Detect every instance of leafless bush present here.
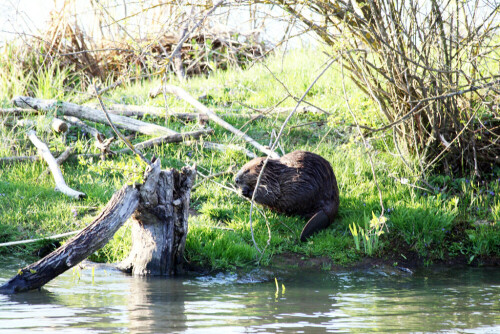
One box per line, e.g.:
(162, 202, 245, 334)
(269, 0, 500, 176)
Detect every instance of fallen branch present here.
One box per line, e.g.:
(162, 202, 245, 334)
(160, 85, 279, 158)
(0, 184, 140, 294)
(15, 117, 68, 133)
(134, 128, 213, 151)
(64, 116, 103, 138)
(185, 140, 257, 159)
(105, 104, 263, 122)
(0, 108, 42, 116)
(28, 130, 86, 199)
(40, 145, 75, 177)
(51, 118, 68, 133)
(13, 96, 178, 137)
(1, 129, 211, 165)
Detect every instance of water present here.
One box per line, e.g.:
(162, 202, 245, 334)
(0, 257, 499, 333)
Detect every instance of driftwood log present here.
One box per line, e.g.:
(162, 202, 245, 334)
(13, 96, 178, 137)
(0, 160, 196, 294)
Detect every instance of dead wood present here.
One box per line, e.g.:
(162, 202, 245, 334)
(41, 145, 76, 177)
(63, 116, 103, 139)
(102, 103, 263, 122)
(51, 118, 68, 133)
(118, 162, 196, 276)
(160, 85, 279, 158)
(14, 117, 68, 133)
(0, 108, 42, 116)
(0, 129, 211, 166)
(185, 140, 257, 159)
(134, 128, 213, 151)
(13, 96, 178, 137)
(28, 130, 86, 199)
(0, 184, 140, 294)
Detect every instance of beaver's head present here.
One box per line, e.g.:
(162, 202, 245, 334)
(234, 157, 265, 198)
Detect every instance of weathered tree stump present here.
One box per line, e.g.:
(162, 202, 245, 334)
(0, 160, 196, 294)
(118, 164, 196, 276)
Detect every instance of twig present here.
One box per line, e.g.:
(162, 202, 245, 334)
(93, 84, 152, 166)
(184, 140, 257, 159)
(193, 166, 235, 190)
(340, 60, 386, 229)
(133, 129, 213, 151)
(248, 54, 341, 251)
(0, 230, 81, 248)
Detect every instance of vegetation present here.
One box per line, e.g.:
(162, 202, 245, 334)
(270, 0, 500, 176)
(1, 47, 498, 270)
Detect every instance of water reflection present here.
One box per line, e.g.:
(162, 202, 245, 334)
(0, 259, 499, 333)
(128, 277, 188, 333)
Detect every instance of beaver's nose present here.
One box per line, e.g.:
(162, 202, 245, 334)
(234, 175, 241, 184)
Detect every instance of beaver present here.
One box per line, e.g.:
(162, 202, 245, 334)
(234, 150, 339, 241)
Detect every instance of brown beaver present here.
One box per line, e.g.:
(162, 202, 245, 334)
(234, 150, 339, 241)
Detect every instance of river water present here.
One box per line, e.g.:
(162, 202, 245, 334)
(0, 257, 499, 333)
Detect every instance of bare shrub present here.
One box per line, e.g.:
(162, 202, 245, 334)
(269, 0, 500, 176)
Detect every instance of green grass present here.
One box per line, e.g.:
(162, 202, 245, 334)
(0, 48, 498, 270)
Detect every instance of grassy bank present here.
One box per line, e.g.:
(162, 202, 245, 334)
(0, 49, 499, 270)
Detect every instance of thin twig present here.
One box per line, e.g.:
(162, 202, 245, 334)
(247, 54, 341, 251)
(93, 84, 152, 166)
(340, 60, 386, 231)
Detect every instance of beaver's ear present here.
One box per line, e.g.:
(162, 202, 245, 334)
(258, 160, 264, 167)
(300, 210, 331, 242)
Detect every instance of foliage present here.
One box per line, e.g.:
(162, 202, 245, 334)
(349, 212, 386, 256)
(0, 49, 498, 271)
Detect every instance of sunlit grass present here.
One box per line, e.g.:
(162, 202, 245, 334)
(0, 48, 498, 269)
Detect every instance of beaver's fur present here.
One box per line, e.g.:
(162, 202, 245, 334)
(234, 150, 339, 241)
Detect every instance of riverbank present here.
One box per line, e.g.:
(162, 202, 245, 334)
(1, 49, 499, 271)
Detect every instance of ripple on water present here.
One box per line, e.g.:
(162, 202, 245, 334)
(0, 259, 499, 333)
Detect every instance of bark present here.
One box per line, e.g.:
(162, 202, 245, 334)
(28, 130, 86, 199)
(0, 184, 140, 294)
(13, 96, 178, 137)
(118, 164, 196, 276)
(134, 129, 213, 150)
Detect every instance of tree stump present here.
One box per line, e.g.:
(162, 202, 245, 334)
(0, 159, 196, 294)
(118, 164, 196, 276)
